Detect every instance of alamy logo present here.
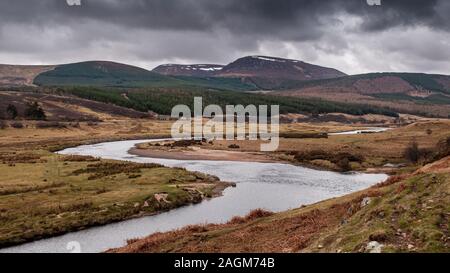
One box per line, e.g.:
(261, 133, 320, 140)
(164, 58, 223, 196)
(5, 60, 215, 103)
(171, 97, 280, 152)
(66, 0, 82, 6)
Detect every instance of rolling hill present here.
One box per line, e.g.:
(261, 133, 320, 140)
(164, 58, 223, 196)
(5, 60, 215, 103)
(1, 58, 450, 117)
(33, 61, 182, 88)
(276, 73, 450, 117)
(3, 61, 256, 91)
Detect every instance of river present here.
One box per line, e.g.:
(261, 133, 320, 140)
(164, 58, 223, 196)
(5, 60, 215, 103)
(1, 139, 387, 253)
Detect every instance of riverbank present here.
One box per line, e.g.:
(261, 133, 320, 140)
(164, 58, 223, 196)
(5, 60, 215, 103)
(0, 121, 233, 248)
(128, 121, 450, 174)
(129, 146, 277, 163)
(110, 156, 450, 253)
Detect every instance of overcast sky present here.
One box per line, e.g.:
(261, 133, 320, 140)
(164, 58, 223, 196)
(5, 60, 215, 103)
(0, 0, 449, 75)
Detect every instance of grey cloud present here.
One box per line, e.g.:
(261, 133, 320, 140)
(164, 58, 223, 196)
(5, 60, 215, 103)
(2, 0, 449, 37)
(0, 0, 449, 75)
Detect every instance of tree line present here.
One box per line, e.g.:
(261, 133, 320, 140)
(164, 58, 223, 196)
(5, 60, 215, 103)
(60, 86, 400, 117)
(1, 102, 46, 120)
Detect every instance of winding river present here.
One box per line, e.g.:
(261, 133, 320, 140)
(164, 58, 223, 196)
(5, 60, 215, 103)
(1, 138, 388, 253)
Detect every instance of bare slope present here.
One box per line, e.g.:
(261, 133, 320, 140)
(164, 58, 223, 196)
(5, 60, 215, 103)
(0, 65, 55, 86)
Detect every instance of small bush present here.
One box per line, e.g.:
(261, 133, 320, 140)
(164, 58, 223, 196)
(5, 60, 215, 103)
(36, 121, 67, 129)
(62, 155, 100, 162)
(228, 144, 240, 149)
(228, 216, 247, 225)
(72, 162, 161, 180)
(375, 174, 411, 188)
(70, 122, 81, 128)
(0, 120, 6, 129)
(24, 102, 46, 120)
(6, 104, 18, 120)
(336, 157, 351, 172)
(87, 121, 98, 126)
(433, 136, 450, 161)
(404, 140, 421, 163)
(245, 209, 274, 220)
(10, 122, 24, 129)
(294, 150, 363, 170)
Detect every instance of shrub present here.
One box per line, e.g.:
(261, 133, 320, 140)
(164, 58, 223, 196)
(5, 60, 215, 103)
(434, 136, 450, 160)
(228, 216, 247, 225)
(336, 157, 351, 172)
(62, 155, 99, 162)
(294, 150, 363, 165)
(404, 140, 422, 163)
(24, 102, 46, 120)
(10, 122, 24, 129)
(36, 121, 67, 129)
(0, 120, 6, 129)
(228, 144, 240, 149)
(87, 121, 98, 126)
(245, 209, 274, 220)
(6, 104, 18, 120)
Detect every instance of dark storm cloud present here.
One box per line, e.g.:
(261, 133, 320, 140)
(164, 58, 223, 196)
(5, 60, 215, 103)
(1, 0, 449, 38)
(0, 0, 449, 74)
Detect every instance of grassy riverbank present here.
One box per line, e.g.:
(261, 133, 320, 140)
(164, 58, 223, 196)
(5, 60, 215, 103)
(132, 120, 450, 173)
(0, 120, 231, 248)
(111, 156, 450, 253)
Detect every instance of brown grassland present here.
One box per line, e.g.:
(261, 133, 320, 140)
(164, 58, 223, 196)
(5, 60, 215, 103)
(0, 117, 449, 252)
(0, 119, 231, 247)
(133, 119, 450, 173)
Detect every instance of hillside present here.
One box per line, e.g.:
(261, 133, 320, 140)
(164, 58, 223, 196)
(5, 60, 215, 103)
(153, 64, 224, 77)
(0, 65, 55, 86)
(110, 154, 450, 253)
(2, 59, 450, 117)
(276, 73, 450, 118)
(0, 91, 148, 121)
(33, 61, 182, 88)
(57, 86, 399, 117)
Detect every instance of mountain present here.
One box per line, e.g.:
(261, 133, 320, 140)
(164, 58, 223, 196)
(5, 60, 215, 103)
(153, 56, 348, 89)
(218, 55, 347, 81)
(1, 56, 348, 90)
(153, 64, 224, 77)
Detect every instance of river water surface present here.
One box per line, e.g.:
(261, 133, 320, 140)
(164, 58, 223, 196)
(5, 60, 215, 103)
(1, 139, 387, 253)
